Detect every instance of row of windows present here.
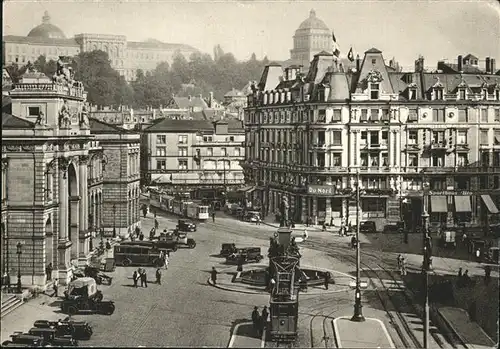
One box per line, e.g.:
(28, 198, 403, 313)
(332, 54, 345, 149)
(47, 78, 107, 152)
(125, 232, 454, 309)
(5, 44, 79, 56)
(409, 87, 500, 101)
(155, 159, 238, 171)
(155, 135, 237, 144)
(248, 108, 500, 125)
(154, 146, 242, 157)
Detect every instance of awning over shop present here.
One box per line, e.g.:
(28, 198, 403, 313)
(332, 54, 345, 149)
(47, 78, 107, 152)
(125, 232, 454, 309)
(454, 196, 472, 212)
(238, 186, 256, 193)
(430, 196, 448, 213)
(151, 174, 172, 184)
(481, 195, 499, 214)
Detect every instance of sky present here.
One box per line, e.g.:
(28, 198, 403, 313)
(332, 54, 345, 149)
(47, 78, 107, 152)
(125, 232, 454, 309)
(3, 0, 500, 69)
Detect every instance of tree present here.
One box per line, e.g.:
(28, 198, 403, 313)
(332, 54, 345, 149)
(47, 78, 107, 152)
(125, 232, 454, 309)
(5, 63, 27, 83)
(33, 55, 57, 77)
(72, 50, 130, 107)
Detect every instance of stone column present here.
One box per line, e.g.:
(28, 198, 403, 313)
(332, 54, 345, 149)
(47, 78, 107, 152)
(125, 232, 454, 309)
(312, 197, 318, 225)
(301, 196, 307, 223)
(57, 158, 72, 285)
(326, 198, 332, 224)
(78, 156, 89, 265)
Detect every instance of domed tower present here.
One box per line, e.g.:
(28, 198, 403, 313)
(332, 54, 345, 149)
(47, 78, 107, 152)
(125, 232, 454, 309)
(27, 11, 66, 39)
(290, 9, 332, 70)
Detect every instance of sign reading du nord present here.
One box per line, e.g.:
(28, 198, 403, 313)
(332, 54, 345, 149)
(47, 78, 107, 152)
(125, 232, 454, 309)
(307, 185, 335, 196)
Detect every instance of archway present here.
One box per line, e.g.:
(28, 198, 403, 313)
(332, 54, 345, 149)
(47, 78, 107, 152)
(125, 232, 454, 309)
(45, 217, 53, 276)
(67, 163, 79, 260)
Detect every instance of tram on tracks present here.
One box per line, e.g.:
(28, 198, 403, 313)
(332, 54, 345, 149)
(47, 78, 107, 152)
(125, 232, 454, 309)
(149, 189, 209, 221)
(267, 228, 301, 343)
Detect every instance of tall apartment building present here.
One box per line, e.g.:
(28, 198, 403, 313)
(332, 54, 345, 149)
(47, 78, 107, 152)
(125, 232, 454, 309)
(242, 50, 500, 231)
(140, 119, 245, 200)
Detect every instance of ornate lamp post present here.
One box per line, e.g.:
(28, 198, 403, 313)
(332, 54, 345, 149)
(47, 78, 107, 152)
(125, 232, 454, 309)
(351, 169, 365, 322)
(16, 242, 22, 294)
(112, 204, 117, 238)
(421, 176, 431, 349)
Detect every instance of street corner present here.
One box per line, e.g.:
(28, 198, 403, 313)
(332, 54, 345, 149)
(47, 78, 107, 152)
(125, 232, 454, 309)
(333, 316, 395, 349)
(228, 321, 265, 348)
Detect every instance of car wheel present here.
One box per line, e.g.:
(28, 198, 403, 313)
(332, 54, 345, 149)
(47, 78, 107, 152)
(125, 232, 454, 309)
(173, 245, 178, 252)
(96, 292, 103, 302)
(122, 259, 131, 267)
(68, 306, 78, 315)
(189, 242, 196, 249)
(256, 256, 262, 262)
(107, 303, 115, 315)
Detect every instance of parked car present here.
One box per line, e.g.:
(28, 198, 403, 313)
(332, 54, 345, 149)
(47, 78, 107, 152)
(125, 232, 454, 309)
(360, 221, 377, 233)
(173, 231, 196, 248)
(220, 243, 237, 257)
(33, 319, 93, 340)
(60, 278, 115, 315)
(8, 333, 46, 347)
(176, 219, 196, 232)
(28, 327, 78, 347)
(383, 222, 403, 234)
(226, 247, 263, 264)
(244, 211, 260, 223)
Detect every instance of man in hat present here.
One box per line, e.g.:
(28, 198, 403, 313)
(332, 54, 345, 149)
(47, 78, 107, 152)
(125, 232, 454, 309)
(210, 267, 218, 285)
(251, 306, 261, 335)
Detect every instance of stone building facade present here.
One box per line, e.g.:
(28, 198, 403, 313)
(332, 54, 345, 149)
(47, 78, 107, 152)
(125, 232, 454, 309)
(2, 11, 198, 81)
(1, 65, 97, 286)
(89, 119, 141, 238)
(141, 119, 245, 200)
(243, 50, 500, 232)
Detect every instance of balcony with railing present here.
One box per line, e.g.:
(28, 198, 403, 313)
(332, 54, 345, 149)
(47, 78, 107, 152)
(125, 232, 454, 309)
(430, 140, 447, 150)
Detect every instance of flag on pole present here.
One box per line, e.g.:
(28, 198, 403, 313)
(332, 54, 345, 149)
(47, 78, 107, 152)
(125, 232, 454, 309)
(347, 47, 355, 62)
(332, 31, 340, 57)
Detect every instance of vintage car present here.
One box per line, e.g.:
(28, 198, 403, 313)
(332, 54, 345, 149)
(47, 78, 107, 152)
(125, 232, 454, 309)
(34, 319, 93, 340)
(174, 231, 196, 248)
(360, 221, 377, 234)
(176, 219, 197, 232)
(60, 278, 115, 315)
(84, 266, 113, 285)
(226, 247, 263, 264)
(8, 333, 47, 347)
(220, 243, 237, 257)
(382, 222, 404, 234)
(244, 211, 260, 223)
(27, 327, 78, 347)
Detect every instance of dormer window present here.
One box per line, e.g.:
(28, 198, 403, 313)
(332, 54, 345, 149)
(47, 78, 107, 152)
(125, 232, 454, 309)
(458, 88, 466, 100)
(433, 88, 443, 100)
(483, 88, 488, 100)
(408, 87, 417, 100)
(370, 83, 380, 100)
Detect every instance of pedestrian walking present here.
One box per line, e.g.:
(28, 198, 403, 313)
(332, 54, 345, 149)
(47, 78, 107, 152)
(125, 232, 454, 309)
(305, 216, 310, 227)
(52, 278, 59, 297)
(105, 239, 111, 250)
(46, 263, 53, 281)
(475, 248, 481, 262)
(211, 266, 218, 285)
(156, 268, 162, 285)
(324, 272, 331, 290)
(251, 306, 261, 335)
(484, 265, 491, 285)
(458, 267, 463, 278)
(257, 216, 261, 225)
(139, 232, 144, 241)
(351, 236, 357, 249)
(330, 217, 334, 228)
(133, 271, 138, 287)
(142, 205, 148, 218)
(261, 306, 269, 331)
(212, 212, 216, 223)
(140, 270, 148, 288)
(401, 257, 407, 276)
(237, 258, 243, 272)
(154, 219, 159, 230)
(397, 254, 403, 271)
(322, 222, 326, 232)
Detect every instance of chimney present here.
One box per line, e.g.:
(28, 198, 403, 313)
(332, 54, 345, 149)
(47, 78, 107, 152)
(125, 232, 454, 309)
(209, 92, 213, 107)
(356, 54, 360, 71)
(457, 55, 463, 72)
(491, 59, 496, 74)
(485, 57, 491, 73)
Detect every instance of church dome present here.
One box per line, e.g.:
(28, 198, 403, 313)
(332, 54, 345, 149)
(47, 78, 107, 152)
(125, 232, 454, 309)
(297, 9, 330, 31)
(27, 11, 66, 39)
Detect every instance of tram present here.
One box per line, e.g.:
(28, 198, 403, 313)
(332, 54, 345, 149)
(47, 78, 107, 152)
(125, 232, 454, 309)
(268, 253, 300, 342)
(149, 189, 209, 221)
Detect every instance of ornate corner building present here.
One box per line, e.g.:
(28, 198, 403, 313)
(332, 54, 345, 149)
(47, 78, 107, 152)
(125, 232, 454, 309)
(242, 49, 500, 232)
(1, 63, 140, 287)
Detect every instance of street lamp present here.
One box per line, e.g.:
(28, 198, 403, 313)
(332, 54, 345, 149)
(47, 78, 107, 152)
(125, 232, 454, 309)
(351, 169, 365, 322)
(112, 204, 117, 238)
(16, 242, 22, 294)
(421, 177, 430, 349)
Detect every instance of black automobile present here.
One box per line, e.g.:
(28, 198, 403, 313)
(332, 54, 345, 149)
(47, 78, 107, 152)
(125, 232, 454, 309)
(177, 219, 196, 232)
(383, 222, 404, 234)
(360, 221, 377, 233)
(226, 247, 263, 264)
(220, 243, 237, 257)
